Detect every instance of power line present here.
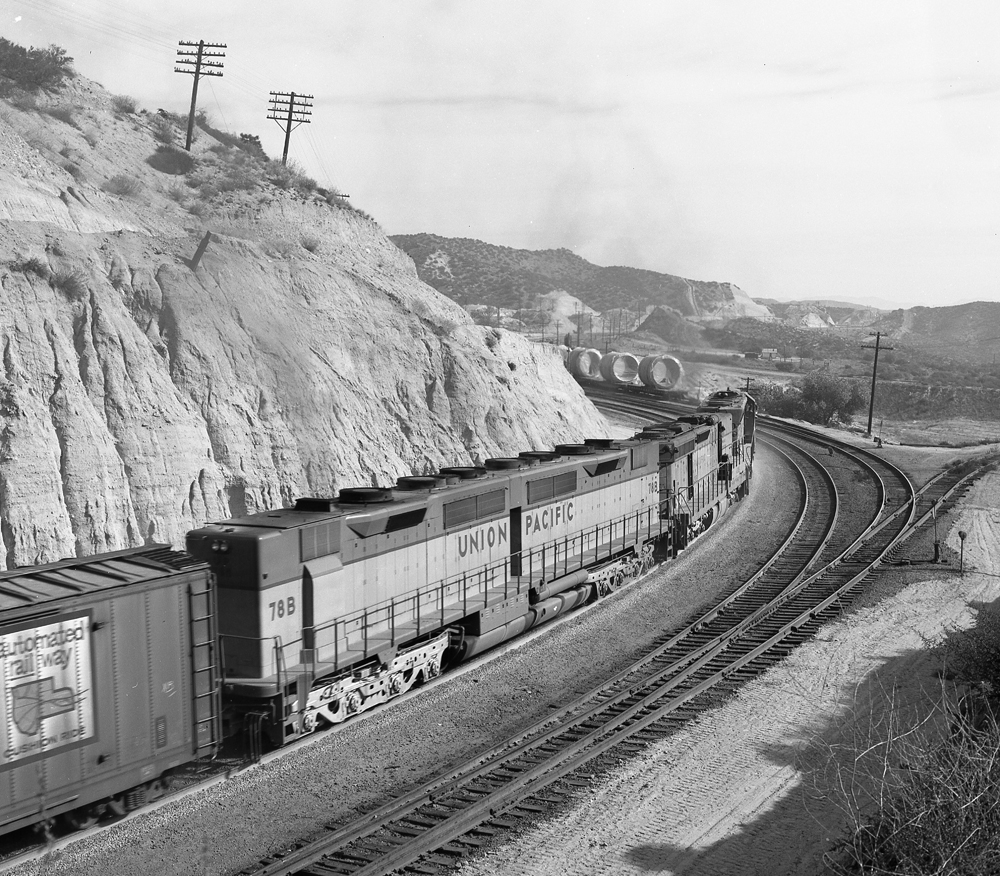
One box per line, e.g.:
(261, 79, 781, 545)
(267, 91, 313, 165)
(860, 331, 894, 437)
(174, 40, 226, 151)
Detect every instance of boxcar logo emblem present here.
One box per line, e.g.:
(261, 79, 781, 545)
(1, 612, 94, 769)
(11, 679, 81, 736)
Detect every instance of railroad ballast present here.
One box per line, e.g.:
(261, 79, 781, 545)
(0, 390, 755, 836)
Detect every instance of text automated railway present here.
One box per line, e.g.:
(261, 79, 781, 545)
(0, 390, 754, 837)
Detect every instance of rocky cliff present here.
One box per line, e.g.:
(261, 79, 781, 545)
(0, 77, 605, 568)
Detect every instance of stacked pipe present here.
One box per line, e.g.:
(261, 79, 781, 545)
(566, 347, 684, 390)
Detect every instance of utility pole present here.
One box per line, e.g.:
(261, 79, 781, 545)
(175, 40, 226, 151)
(268, 91, 314, 165)
(861, 331, 893, 436)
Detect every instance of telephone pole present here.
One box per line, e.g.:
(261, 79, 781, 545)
(267, 91, 313, 165)
(861, 331, 893, 436)
(175, 40, 226, 151)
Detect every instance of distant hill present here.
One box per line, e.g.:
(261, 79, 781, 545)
(391, 233, 773, 324)
(871, 302, 1000, 364)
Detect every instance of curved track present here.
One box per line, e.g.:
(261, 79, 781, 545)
(233, 396, 984, 876)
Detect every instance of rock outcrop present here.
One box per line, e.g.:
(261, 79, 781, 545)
(0, 78, 605, 568)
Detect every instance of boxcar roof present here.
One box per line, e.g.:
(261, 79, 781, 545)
(0, 545, 203, 611)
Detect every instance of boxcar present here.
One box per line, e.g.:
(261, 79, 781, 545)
(0, 546, 221, 835)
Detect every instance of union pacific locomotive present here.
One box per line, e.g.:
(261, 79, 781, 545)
(0, 390, 754, 836)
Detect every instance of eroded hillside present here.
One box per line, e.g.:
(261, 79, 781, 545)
(0, 75, 605, 568)
(391, 233, 774, 324)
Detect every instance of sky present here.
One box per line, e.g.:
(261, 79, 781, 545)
(4, 1, 999, 310)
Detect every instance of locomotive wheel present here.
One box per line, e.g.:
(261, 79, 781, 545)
(388, 672, 404, 696)
(345, 691, 362, 715)
(426, 654, 441, 679)
(597, 578, 612, 598)
(301, 710, 318, 734)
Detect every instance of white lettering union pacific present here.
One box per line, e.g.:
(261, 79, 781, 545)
(455, 520, 508, 559)
(524, 500, 575, 535)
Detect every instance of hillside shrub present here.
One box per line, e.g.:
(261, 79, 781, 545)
(147, 145, 195, 175)
(150, 114, 177, 145)
(61, 160, 85, 181)
(8, 256, 49, 279)
(82, 127, 99, 147)
(101, 174, 142, 197)
(41, 103, 77, 127)
(301, 234, 321, 253)
(50, 268, 88, 300)
(826, 701, 1000, 875)
(0, 39, 74, 92)
(110, 93, 138, 114)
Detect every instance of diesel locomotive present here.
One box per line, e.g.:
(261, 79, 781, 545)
(0, 390, 754, 836)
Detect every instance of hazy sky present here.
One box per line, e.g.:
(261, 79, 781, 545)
(5, 1, 999, 309)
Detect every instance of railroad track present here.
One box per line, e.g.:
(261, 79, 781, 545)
(235, 404, 983, 876)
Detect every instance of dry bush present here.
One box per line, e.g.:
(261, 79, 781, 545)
(265, 239, 298, 259)
(101, 174, 142, 197)
(50, 268, 88, 300)
(82, 127, 99, 147)
(41, 103, 76, 127)
(165, 183, 188, 203)
(186, 199, 208, 218)
(150, 114, 177, 145)
(3, 87, 37, 110)
(265, 159, 317, 194)
(60, 160, 85, 182)
(300, 234, 321, 253)
(146, 145, 195, 175)
(8, 255, 49, 279)
(110, 93, 138, 114)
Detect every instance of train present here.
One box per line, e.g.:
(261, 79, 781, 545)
(0, 390, 755, 837)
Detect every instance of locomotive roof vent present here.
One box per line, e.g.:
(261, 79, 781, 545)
(554, 443, 597, 456)
(584, 438, 617, 449)
(396, 475, 457, 491)
(519, 450, 560, 463)
(484, 457, 525, 470)
(439, 466, 488, 480)
(294, 497, 337, 512)
(336, 487, 395, 505)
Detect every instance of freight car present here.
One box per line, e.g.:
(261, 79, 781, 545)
(0, 390, 755, 837)
(0, 547, 219, 835)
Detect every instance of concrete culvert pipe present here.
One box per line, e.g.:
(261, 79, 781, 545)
(599, 352, 640, 385)
(567, 347, 602, 380)
(638, 354, 684, 389)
